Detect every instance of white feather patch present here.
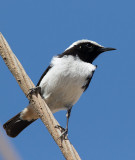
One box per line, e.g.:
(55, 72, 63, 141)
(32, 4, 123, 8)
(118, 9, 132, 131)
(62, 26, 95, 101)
(39, 55, 96, 113)
(65, 39, 103, 51)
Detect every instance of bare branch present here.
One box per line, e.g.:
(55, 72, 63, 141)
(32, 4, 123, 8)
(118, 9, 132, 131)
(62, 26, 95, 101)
(0, 33, 81, 160)
(0, 125, 21, 160)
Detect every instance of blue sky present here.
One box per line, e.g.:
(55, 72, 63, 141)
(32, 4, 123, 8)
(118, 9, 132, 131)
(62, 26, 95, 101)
(0, 0, 135, 160)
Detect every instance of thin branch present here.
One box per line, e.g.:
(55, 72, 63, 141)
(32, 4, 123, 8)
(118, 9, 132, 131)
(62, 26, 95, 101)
(0, 33, 81, 160)
(0, 125, 21, 160)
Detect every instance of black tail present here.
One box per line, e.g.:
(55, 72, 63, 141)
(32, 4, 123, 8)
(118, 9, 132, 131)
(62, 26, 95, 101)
(3, 113, 35, 138)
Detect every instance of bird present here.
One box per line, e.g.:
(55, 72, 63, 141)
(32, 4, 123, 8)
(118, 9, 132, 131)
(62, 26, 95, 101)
(3, 39, 116, 138)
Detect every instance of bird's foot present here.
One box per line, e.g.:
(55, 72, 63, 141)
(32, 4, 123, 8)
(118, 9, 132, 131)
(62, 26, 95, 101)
(27, 86, 41, 97)
(55, 125, 68, 140)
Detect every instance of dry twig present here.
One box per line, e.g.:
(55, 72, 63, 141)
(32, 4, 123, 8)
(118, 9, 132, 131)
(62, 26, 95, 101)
(0, 33, 81, 160)
(0, 125, 21, 160)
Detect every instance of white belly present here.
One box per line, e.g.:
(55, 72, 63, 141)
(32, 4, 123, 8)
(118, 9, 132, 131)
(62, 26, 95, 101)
(39, 55, 96, 113)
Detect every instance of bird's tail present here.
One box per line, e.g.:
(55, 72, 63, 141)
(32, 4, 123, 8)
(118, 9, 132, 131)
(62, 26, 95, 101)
(3, 112, 35, 138)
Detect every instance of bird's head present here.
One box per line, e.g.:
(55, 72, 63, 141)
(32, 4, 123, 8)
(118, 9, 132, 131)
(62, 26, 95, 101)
(64, 39, 116, 63)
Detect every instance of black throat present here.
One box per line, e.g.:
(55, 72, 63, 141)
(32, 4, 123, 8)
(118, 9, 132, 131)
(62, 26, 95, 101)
(58, 47, 99, 64)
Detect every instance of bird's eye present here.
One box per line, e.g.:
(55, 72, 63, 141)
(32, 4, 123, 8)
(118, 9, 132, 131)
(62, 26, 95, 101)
(85, 43, 92, 48)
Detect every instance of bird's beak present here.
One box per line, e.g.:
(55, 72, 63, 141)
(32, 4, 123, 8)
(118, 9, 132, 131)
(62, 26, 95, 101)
(99, 47, 116, 53)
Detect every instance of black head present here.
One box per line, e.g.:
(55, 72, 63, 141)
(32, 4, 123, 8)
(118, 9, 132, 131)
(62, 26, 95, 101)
(60, 40, 116, 63)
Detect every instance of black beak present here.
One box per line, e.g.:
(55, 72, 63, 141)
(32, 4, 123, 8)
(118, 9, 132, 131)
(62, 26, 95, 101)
(99, 47, 116, 53)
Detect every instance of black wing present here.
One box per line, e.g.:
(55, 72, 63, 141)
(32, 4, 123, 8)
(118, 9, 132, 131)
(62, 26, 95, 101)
(82, 66, 97, 92)
(36, 65, 52, 86)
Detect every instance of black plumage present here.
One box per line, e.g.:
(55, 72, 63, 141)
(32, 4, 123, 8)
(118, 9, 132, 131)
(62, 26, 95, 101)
(3, 113, 35, 137)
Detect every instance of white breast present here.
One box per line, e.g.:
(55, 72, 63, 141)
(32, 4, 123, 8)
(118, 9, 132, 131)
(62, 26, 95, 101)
(39, 55, 96, 113)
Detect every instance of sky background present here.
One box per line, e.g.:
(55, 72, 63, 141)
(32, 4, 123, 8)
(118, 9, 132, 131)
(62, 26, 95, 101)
(0, 0, 135, 160)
